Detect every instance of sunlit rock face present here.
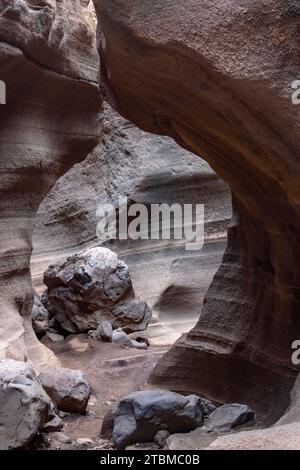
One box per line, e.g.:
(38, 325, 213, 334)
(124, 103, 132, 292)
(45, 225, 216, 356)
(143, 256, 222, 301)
(0, 0, 101, 367)
(93, 0, 300, 422)
(32, 102, 231, 344)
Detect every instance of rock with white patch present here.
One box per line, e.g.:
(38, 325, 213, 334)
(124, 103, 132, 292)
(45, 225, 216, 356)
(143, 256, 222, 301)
(0, 359, 53, 449)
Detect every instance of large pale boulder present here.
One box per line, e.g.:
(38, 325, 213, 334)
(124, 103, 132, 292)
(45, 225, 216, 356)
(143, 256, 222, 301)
(43, 247, 152, 333)
(0, 359, 53, 449)
(39, 367, 91, 414)
(112, 390, 203, 449)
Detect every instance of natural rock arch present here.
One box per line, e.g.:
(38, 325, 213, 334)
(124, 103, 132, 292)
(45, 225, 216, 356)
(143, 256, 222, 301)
(0, 0, 299, 427)
(93, 0, 300, 422)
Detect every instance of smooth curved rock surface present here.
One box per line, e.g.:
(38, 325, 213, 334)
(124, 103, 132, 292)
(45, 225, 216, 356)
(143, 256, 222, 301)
(0, 0, 101, 366)
(112, 389, 203, 449)
(93, 0, 300, 422)
(32, 102, 231, 345)
(208, 422, 300, 450)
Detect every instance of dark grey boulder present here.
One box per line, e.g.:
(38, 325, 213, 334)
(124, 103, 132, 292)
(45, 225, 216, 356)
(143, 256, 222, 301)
(206, 403, 255, 432)
(100, 407, 117, 440)
(31, 290, 50, 336)
(112, 298, 152, 333)
(201, 398, 217, 416)
(112, 390, 203, 449)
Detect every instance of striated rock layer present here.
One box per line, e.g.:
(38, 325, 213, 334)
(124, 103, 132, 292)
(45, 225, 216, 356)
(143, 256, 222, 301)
(0, 0, 101, 367)
(94, 0, 300, 422)
(32, 102, 231, 344)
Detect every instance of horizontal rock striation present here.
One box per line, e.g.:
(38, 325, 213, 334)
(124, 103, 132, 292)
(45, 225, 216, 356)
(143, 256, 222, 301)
(94, 0, 300, 422)
(32, 102, 231, 344)
(0, 0, 101, 367)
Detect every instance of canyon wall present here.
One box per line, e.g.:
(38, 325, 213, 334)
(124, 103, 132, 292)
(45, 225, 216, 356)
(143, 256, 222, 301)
(0, 0, 101, 367)
(93, 0, 300, 422)
(0, 0, 299, 431)
(32, 103, 231, 344)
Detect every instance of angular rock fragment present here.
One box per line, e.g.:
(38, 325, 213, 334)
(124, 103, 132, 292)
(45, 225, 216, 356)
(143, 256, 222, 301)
(206, 403, 255, 432)
(201, 398, 217, 417)
(154, 430, 170, 448)
(46, 332, 65, 343)
(132, 336, 150, 347)
(43, 247, 152, 334)
(125, 442, 160, 450)
(164, 427, 218, 450)
(112, 328, 148, 349)
(112, 299, 152, 333)
(112, 390, 203, 449)
(76, 437, 94, 448)
(95, 321, 113, 341)
(100, 407, 117, 440)
(41, 415, 63, 433)
(39, 367, 91, 414)
(45, 432, 73, 448)
(0, 360, 53, 449)
(31, 290, 50, 336)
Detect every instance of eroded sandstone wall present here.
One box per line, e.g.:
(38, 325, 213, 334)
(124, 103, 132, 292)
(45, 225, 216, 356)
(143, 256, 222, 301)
(31, 103, 231, 344)
(93, 0, 300, 422)
(0, 0, 101, 367)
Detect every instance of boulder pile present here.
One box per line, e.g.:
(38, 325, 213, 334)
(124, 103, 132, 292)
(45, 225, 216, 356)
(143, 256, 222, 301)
(110, 389, 256, 449)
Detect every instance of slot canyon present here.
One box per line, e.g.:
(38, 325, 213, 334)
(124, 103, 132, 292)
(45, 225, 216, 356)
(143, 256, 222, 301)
(0, 0, 299, 453)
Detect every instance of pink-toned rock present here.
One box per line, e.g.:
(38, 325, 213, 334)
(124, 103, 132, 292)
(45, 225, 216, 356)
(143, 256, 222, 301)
(94, 0, 300, 423)
(0, 0, 100, 367)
